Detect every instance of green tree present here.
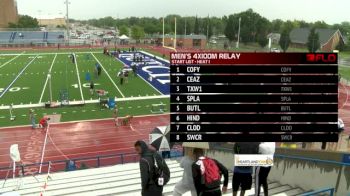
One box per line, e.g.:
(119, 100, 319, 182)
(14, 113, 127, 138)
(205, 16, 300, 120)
(119, 25, 129, 36)
(8, 15, 39, 28)
(131, 26, 145, 42)
(224, 15, 236, 42)
(307, 28, 320, 52)
(194, 16, 200, 34)
(313, 21, 329, 29)
(271, 19, 283, 32)
(257, 33, 268, 48)
(335, 40, 345, 51)
(279, 29, 291, 52)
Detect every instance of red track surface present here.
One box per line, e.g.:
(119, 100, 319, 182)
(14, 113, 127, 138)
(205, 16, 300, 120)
(0, 114, 169, 178)
(339, 83, 350, 135)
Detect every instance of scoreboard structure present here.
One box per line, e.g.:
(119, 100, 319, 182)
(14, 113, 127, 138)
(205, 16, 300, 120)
(170, 52, 339, 142)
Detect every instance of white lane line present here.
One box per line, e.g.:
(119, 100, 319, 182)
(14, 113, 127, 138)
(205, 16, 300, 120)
(39, 54, 57, 103)
(73, 53, 85, 101)
(39, 124, 50, 173)
(91, 53, 125, 98)
(0, 55, 38, 98)
(0, 52, 24, 69)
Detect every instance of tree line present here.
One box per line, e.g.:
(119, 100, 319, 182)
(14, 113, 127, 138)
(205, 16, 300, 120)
(6, 10, 350, 51)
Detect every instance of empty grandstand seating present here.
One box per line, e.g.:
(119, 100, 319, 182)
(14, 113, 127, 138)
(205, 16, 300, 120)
(47, 32, 65, 44)
(0, 159, 309, 196)
(0, 31, 65, 45)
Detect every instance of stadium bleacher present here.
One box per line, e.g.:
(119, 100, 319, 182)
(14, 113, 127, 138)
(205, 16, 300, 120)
(0, 159, 308, 196)
(0, 31, 64, 45)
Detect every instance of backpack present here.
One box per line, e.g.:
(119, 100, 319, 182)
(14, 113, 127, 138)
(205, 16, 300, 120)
(142, 153, 170, 187)
(200, 157, 222, 189)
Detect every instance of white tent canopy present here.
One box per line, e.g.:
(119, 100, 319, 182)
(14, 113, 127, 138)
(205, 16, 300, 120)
(119, 35, 129, 40)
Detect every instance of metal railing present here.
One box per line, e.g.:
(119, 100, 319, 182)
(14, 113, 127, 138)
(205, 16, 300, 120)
(301, 187, 335, 196)
(0, 149, 183, 179)
(0, 152, 140, 179)
(275, 154, 350, 166)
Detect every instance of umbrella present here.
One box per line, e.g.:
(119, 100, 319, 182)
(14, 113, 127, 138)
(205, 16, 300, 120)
(149, 125, 171, 151)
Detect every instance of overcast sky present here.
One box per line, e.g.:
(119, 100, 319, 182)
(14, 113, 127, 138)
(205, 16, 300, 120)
(16, 0, 349, 24)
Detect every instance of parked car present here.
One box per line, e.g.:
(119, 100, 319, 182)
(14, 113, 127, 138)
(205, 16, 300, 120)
(270, 48, 281, 53)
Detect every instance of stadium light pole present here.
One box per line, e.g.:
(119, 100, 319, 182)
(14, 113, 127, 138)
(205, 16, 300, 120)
(236, 17, 241, 49)
(65, 0, 70, 45)
(37, 10, 42, 26)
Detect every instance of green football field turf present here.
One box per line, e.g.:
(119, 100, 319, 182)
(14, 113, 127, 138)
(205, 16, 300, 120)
(0, 49, 169, 127)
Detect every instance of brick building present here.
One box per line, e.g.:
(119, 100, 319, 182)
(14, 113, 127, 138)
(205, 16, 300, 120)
(151, 34, 207, 49)
(289, 28, 346, 52)
(0, 0, 18, 28)
(38, 17, 66, 28)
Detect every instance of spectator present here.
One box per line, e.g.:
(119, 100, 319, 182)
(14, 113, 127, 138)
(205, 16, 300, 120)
(232, 142, 260, 196)
(124, 70, 129, 83)
(67, 160, 77, 171)
(254, 142, 275, 196)
(118, 70, 124, 85)
(134, 140, 163, 196)
(192, 148, 228, 196)
(131, 63, 137, 76)
(113, 107, 119, 126)
(38, 117, 50, 129)
(89, 81, 94, 95)
(161, 150, 171, 159)
(173, 149, 197, 196)
(29, 109, 36, 129)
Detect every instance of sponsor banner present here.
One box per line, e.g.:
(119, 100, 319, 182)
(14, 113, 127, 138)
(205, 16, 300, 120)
(234, 154, 274, 166)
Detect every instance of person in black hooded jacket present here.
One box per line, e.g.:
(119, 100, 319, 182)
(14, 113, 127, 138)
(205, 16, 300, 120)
(134, 140, 163, 196)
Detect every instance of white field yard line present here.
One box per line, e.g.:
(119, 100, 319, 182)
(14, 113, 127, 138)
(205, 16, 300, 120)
(0, 55, 38, 99)
(0, 94, 169, 110)
(115, 56, 164, 95)
(73, 53, 85, 101)
(0, 52, 25, 69)
(39, 54, 57, 103)
(91, 52, 125, 98)
(0, 51, 101, 56)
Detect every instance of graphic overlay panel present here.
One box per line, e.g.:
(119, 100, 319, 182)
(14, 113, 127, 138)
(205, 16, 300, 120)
(170, 52, 338, 142)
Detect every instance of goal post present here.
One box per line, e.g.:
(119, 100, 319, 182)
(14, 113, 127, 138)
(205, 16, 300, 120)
(162, 16, 177, 52)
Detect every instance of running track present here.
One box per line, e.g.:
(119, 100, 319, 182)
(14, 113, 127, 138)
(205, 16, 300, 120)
(0, 114, 169, 178)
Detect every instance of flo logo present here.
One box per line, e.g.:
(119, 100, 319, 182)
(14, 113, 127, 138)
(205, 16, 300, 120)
(306, 54, 337, 63)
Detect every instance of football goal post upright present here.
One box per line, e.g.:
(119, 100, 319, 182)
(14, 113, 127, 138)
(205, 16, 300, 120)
(162, 17, 177, 52)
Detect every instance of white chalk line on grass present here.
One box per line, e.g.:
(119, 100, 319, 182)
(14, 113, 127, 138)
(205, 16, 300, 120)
(39, 125, 50, 174)
(91, 53, 125, 98)
(0, 55, 38, 99)
(0, 94, 169, 110)
(0, 51, 100, 56)
(0, 52, 25, 69)
(73, 53, 85, 102)
(39, 54, 57, 103)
